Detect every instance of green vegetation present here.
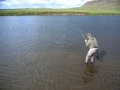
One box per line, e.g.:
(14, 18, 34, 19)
(80, 3, 120, 11)
(81, 0, 120, 10)
(0, 8, 120, 16)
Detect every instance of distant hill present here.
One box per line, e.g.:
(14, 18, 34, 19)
(81, 0, 120, 10)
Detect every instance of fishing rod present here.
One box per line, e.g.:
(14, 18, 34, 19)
(70, 23, 86, 40)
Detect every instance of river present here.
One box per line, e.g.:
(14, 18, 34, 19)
(0, 16, 120, 90)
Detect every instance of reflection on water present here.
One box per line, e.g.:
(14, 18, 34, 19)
(82, 63, 98, 84)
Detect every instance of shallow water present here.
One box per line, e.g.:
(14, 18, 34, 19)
(0, 16, 120, 90)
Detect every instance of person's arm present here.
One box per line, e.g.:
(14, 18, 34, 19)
(85, 39, 89, 47)
(94, 38, 98, 47)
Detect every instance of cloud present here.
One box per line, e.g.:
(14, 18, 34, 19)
(0, 0, 92, 9)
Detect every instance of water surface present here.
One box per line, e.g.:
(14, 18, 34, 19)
(0, 16, 120, 90)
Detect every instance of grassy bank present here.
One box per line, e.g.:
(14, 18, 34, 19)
(0, 8, 120, 16)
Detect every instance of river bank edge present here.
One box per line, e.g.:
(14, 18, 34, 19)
(0, 9, 120, 16)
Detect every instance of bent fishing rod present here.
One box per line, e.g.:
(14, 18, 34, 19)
(70, 23, 86, 40)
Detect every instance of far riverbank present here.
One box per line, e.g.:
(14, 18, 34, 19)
(0, 9, 120, 16)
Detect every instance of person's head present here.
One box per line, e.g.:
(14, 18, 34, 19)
(86, 33, 91, 39)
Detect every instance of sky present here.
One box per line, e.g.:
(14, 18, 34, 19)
(0, 0, 93, 9)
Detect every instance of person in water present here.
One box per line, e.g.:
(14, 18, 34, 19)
(85, 33, 98, 64)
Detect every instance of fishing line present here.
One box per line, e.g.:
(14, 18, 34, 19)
(70, 23, 86, 40)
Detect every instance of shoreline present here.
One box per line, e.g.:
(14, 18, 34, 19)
(0, 9, 120, 16)
(0, 13, 120, 16)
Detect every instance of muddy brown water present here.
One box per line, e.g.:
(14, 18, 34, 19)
(0, 16, 120, 90)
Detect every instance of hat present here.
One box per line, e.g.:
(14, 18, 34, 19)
(86, 33, 91, 36)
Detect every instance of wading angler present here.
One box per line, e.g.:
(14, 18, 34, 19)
(85, 33, 98, 64)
